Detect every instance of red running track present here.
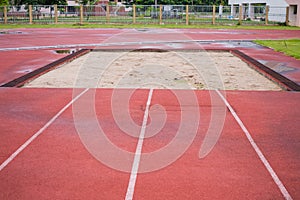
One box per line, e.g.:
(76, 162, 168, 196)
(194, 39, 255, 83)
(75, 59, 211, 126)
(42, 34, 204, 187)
(0, 29, 300, 49)
(0, 88, 299, 199)
(1, 28, 300, 86)
(0, 50, 65, 86)
(0, 28, 299, 199)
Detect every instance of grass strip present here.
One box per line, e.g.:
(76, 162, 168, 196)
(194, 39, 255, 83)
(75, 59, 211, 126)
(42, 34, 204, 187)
(1, 23, 300, 30)
(255, 39, 300, 59)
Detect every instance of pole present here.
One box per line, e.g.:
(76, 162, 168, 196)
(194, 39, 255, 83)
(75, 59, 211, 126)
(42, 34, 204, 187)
(265, 5, 269, 25)
(212, 5, 216, 25)
(106, 4, 110, 23)
(80, 5, 83, 24)
(239, 5, 242, 25)
(133, 4, 136, 24)
(4, 6, 7, 24)
(285, 7, 289, 26)
(54, 4, 58, 24)
(29, 5, 33, 24)
(186, 5, 189, 25)
(159, 5, 162, 24)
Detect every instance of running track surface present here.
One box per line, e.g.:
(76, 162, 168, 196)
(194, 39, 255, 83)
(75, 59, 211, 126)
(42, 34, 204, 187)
(0, 28, 300, 199)
(1, 28, 300, 85)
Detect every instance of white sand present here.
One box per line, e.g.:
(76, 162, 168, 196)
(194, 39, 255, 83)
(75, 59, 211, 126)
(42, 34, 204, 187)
(24, 51, 282, 91)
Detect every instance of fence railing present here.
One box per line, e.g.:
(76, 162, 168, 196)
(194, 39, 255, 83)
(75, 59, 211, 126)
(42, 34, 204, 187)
(0, 4, 290, 26)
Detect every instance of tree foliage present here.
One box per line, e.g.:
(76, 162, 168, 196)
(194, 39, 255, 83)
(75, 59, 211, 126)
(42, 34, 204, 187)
(125, 0, 228, 5)
(0, 0, 9, 6)
(12, 0, 227, 6)
(78, 0, 99, 5)
(15, 0, 67, 5)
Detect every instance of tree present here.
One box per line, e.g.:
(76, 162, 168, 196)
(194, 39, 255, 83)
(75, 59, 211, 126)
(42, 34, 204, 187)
(44, 0, 67, 5)
(124, 0, 227, 5)
(201, 0, 227, 5)
(15, 0, 67, 5)
(78, 0, 98, 5)
(125, 0, 202, 5)
(13, 0, 228, 6)
(0, 0, 9, 6)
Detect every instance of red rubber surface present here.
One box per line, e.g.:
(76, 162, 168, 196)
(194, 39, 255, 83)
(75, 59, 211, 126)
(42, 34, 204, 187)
(0, 29, 123, 48)
(0, 88, 73, 164)
(239, 48, 300, 85)
(0, 89, 147, 199)
(0, 89, 299, 199)
(1, 28, 299, 87)
(0, 50, 65, 85)
(134, 90, 299, 199)
(1, 29, 299, 49)
(0, 28, 299, 199)
(227, 91, 300, 198)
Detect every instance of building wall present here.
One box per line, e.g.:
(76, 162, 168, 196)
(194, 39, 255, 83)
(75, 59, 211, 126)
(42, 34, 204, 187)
(289, 5, 299, 26)
(285, 0, 300, 4)
(286, 0, 300, 26)
(229, 0, 288, 22)
(228, 0, 300, 26)
(228, 0, 288, 6)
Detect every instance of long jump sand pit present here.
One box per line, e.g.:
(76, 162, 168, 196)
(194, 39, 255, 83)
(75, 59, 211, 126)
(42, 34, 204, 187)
(24, 50, 282, 90)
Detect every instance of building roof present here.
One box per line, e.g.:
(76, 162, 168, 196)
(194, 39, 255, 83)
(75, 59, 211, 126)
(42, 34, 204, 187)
(229, 0, 299, 6)
(285, 0, 300, 5)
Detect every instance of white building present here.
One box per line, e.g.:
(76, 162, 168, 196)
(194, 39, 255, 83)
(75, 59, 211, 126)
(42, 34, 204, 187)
(286, 0, 300, 27)
(67, 0, 79, 6)
(228, 0, 300, 26)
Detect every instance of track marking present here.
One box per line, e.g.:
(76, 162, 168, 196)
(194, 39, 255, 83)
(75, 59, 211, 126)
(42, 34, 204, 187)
(125, 88, 154, 200)
(0, 40, 251, 52)
(0, 88, 89, 172)
(216, 90, 293, 200)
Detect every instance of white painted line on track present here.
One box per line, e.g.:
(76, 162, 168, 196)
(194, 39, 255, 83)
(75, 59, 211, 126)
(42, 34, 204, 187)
(125, 88, 154, 200)
(0, 88, 89, 172)
(216, 90, 293, 200)
(0, 40, 251, 52)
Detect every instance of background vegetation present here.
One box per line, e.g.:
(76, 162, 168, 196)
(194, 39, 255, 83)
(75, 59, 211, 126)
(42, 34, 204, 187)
(1, 23, 300, 30)
(255, 39, 300, 59)
(7, 0, 228, 6)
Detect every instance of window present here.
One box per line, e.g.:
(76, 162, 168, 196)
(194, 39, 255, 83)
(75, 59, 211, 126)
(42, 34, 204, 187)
(292, 5, 297, 15)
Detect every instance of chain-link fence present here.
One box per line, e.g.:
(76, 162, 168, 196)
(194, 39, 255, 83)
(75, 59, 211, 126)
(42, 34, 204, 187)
(58, 5, 81, 23)
(240, 5, 266, 25)
(1, 5, 29, 23)
(189, 5, 213, 24)
(31, 5, 54, 24)
(0, 4, 290, 26)
(135, 5, 159, 24)
(268, 6, 287, 25)
(214, 5, 238, 25)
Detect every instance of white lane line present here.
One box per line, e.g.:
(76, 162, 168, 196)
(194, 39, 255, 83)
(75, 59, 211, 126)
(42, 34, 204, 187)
(216, 90, 293, 200)
(125, 88, 154, 200)
(0, 88, 89, 172)
(0, 40, 250, 51)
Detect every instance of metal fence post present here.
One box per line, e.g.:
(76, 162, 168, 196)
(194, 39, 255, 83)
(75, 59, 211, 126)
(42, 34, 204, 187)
(265, 5, 269, 25)
(285, 6, 289, 26)
(65, 5, 67, 18)
(159, 5, 162, 24)
(80, 5, 83, 24)
(106, 4, 110, 23)
(133, 4, 136, 24)
(239, 5, 242, 25)
(186, 5, 189, 25)
(29, 5, 33, 24)
(0, 4, 286, 27)
(54, 4, 58, 24)
(4, 6, 7, 24)
(212, 5, 216, 25)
